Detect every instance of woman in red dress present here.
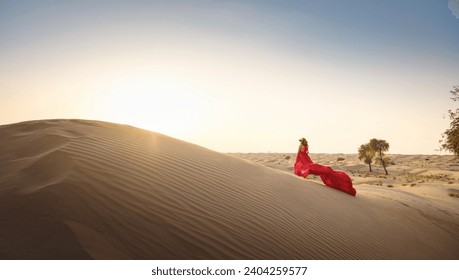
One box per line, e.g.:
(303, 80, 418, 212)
(294, 138, 356, 196)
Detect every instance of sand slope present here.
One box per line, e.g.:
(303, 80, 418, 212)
(1, 120, 458, 259)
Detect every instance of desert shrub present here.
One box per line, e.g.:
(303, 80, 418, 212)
(358, 143, 374, 172)
(368, 139, 390, 175)
(440, 85, 459, 155)
(384, 157, 395, 165)
(359, 139, 390, 174)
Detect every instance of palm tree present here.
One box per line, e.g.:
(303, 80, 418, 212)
(358, 143, 374, 172)
(369, 138, 390, 175)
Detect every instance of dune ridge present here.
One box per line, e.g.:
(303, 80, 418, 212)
(1, 119, 458, 259)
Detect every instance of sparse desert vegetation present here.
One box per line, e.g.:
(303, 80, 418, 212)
(230, 152, 459, 204)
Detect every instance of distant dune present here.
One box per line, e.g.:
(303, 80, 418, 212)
(0, 119, 458, 259)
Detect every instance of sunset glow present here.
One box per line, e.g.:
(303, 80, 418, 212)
(1, 0, 459, 154)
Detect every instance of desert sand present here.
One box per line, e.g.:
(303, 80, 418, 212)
(0, 119, 458, 259)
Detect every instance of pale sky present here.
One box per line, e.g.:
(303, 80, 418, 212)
(1, 0, 459, 154)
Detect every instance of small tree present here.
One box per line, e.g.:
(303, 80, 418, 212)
(440, 85, 459, 156)
(369, 138, 390, 175)
(358, 143, 375, 172)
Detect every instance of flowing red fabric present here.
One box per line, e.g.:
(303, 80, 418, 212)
(294, 146, 356, 196)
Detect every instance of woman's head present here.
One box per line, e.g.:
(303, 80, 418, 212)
(299, 137, 308, 146)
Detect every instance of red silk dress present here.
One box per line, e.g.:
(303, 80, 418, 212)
(294, 145, 356, 196)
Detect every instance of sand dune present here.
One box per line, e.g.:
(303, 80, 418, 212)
(1, 119, 458, 259)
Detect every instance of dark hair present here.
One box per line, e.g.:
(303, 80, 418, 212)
(299, 138, 308, 146)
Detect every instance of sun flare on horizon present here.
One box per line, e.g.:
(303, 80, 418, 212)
(1, 0, 459, 154)
(87, 74, 212, 137)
